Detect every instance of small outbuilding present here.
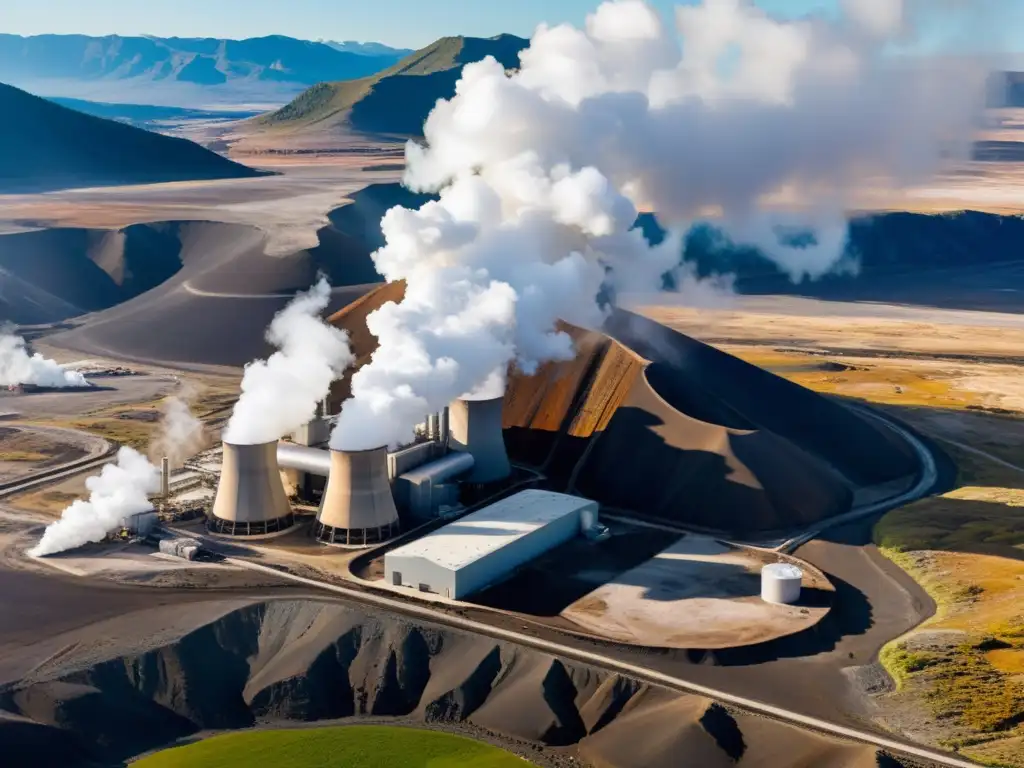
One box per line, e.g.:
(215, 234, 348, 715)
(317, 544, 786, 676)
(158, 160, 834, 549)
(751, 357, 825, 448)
(385, 489, 598, 600)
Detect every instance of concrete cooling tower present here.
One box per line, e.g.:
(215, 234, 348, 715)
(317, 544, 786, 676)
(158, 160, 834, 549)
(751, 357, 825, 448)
(448, 396, 512, 484)
(208, 441, 295, 536)
(315, 447, 400, 546)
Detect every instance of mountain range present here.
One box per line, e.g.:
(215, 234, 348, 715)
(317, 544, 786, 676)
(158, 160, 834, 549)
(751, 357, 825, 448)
(0, 34, 408, 106)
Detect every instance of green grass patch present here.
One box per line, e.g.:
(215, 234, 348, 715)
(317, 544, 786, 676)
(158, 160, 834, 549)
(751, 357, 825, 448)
(879, 643, 943, 689)
(133, 726, 534, 768)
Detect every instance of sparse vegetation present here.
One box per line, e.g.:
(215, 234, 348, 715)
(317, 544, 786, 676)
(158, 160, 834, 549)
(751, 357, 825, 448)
(0, 450, 49, 462)
(874, 451, 1024, 764)
(134, 726, 534, 768)
(879, 644, 943, 689)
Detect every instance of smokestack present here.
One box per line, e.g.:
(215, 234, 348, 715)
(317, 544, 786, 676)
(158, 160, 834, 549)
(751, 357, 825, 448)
(208, 441, 295, 536)
(439, 406, 450, 451)
(447, 396, 511, 484)
(161, 456, 170, 499)
(315, 447, 399, 546)
(426, 412, 438, 441)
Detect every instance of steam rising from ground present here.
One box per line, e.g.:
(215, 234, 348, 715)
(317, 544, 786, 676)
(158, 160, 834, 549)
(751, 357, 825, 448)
(224, 276, 353, 445)
(29, 447, 160, 557)
(330, 0, 986, 451)
(0, 330, 88, 388)
(150, 392, 205, 468)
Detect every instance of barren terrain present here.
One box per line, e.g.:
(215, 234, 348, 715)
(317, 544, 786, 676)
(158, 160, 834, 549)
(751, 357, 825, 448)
(640, 287, 1024, 766)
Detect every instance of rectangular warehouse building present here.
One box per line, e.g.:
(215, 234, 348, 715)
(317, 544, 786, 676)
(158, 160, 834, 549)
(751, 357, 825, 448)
(385, 489, 598, 600)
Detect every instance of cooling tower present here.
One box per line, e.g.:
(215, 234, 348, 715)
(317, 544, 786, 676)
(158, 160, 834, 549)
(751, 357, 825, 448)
(448, 396, 512, 484)
(315, 447, 400, 546)
(208, 441, 295, 536)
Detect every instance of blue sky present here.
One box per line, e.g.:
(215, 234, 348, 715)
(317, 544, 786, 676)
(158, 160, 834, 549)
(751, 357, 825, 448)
(1, 0, 1016, 53)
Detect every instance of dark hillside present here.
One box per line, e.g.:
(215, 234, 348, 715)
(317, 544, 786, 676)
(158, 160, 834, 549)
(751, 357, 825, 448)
(0, 82, 262, 193)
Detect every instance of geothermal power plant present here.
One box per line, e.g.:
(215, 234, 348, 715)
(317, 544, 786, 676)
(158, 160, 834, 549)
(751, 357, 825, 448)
(204, 396, 518, 557)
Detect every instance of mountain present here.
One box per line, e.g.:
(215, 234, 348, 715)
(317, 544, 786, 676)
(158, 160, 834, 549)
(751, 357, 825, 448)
(0, 34, 404, 107)
(323, 40, 414, 57)
(0, 82, 262, 193)
(254, 34, 529, 138)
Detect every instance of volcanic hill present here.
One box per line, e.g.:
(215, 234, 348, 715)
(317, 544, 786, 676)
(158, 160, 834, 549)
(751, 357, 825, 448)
(252, 34, 529, 138)
(326, 281, 919, 537)
(0, 82, 262, 193)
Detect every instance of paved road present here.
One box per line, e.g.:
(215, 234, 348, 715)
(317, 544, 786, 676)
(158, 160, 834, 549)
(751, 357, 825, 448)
(780, 405, 939, 553)
(0, 426, 116, 498)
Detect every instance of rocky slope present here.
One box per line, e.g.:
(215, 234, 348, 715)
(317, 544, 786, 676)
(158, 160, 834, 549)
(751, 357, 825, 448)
(0, 598, 922, 768)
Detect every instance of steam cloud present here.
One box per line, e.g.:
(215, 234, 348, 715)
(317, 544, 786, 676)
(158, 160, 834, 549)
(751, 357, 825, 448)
(330, 0, 986, 451)
(0, 330, 89, 388)
(223, 276, 353, 445)
(29, 447, 160, 557)
(150, 393, 205, 469)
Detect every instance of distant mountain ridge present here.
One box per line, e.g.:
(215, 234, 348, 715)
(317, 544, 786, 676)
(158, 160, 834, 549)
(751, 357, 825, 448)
(0, 33, 405, 106)
(322, 41, 413, 57)
(0, 81, 261, 193)
(256, 34, 529, 138)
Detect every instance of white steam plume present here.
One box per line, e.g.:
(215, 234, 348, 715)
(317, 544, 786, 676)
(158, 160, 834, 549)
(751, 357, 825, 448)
(150, 393, 205, 468)
(29, 447, 160, 557)
(223, 276, 353, 445)
(0, 330, 88, 388)
(329, 0, 987, 452)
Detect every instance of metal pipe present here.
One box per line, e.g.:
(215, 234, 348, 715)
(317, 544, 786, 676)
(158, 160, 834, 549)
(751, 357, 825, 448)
(277, 442, 332, 476)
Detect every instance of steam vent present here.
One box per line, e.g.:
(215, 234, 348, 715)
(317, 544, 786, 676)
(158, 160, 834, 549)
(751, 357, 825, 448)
(448, 396, 512, 484)
(208, 441, 295, 535)
(315, 447, 400, 546)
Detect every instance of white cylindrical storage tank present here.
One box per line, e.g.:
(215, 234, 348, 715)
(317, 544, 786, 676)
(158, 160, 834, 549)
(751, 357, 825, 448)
(209, 441, 295, 536)
(761, 562, 803, 605)
(447, 396, 511, 484)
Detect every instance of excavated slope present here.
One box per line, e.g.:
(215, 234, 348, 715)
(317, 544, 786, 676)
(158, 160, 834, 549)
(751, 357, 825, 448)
(43, 185, 430, 366)
(328, 284, 918, 535)
(0, 598, 915, 768)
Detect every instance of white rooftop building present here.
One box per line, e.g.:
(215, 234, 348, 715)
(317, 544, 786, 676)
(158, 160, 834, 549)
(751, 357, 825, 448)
(384, 489, 598, 600)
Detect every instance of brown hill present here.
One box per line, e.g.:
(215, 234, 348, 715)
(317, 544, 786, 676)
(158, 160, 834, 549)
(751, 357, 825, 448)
(328, 284, 919, 536)
(0, 82, 262, 193)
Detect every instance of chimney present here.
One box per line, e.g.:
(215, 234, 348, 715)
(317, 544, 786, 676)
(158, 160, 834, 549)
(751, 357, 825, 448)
(439, 406, 450, 450)
(447, 396, 511, 484)
(161, 456, 170, 499)
(208, 441, 295, 536)
(316, 447, 400, 547)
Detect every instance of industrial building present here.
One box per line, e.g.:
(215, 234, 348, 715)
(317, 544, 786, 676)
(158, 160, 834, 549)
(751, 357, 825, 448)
(385, 489, 599, 599)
